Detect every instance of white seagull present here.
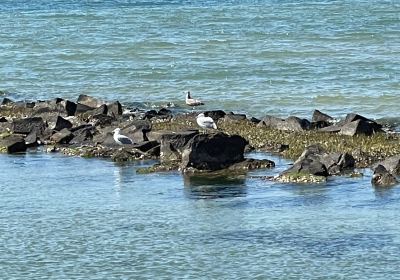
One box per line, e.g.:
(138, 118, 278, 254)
(113, 128, 134, 145)
(185, 91, 204, 106)
(196, 113, 217, 131)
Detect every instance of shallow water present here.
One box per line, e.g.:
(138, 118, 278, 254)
(2, 1, 400, 278)
(1, 151, 400, 279)
(1, 0, 399, 118)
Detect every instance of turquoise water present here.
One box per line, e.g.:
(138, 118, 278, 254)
(1, 0, 399, 118)
(1, 152, 400, 279)
(2, 1, 400, 278)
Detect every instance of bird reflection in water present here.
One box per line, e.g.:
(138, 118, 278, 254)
(183, 173, 247, 199)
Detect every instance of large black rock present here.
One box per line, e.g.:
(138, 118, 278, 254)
(160, 130, 199, 162)
(0, 134, 27, 153)
(12, 117, 46, 135)
(280, 144, 355, 179)
(180, 132, 247, 171)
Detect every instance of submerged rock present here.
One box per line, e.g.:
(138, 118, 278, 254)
(371, 164, 398, 187)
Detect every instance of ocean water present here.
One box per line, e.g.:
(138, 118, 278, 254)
(1, 0, 399, 119)
(1, 151, 400, 279)
(1, 1, 400, 279)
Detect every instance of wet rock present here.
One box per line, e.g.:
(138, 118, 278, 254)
(136, 162, 180, 174)
(12, 117, 46, 135)
(275, 172, 327, 184)
(278, 144, 355, 182)
(75, 103, 95, 115)
(53, 116, 73, 131)
(33, 98, 76, 117)
(311, 109, 333, 123)
(107, 101, 122, 117)
(133, 140, 160, 153)
(180, 132, 247, 172)
(249, 117, 261, 124)
(1, 97, 14, 105)
(260, 141, 289, 153)
(372, 155, 400, 176)
(80, 104, 108, 120)
(0, 121, 11, 134)
(0, 134, 27, 153)
(223, 112, 247, 122)
(339, 119, 383, 136)
(319, 152, 355, 175)
(70, 125, 96, 145)
(50, 128, 74, 144)
(77, 94, 104, 108)
(24, 130, 40, 147)
(90, 114, 115, 127)
(160, 130, 199, 162)
(371, 165, 398, 187)
(257, 115, 310, 131)
(204, 110, 226, 122)
(121, 120, 152, 143)
(227, 158, 275, 171)
(111, 148, 147, 162)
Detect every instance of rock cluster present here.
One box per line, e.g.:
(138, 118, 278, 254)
(1, 95, 399, 186)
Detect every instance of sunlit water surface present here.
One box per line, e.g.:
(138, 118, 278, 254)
(1, 152, 400, 279)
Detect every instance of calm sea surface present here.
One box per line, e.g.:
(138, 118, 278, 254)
(1, 1, 400, 279)
(1, 0, 399, 118)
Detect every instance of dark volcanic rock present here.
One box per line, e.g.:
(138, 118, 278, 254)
(279, 144, 355, 182)
(122, 120, 152, 143)
(107, 101, 122, 117)
(70, 125, 96, 145)
(180, 132, 247, 172)
(160, 130, 199, 162)
(204, 110, 226, 122)
(257, 115, 310, 131)
(223, 112, 247, 122)
(54, 116, 73, 131)
(91, 114, 115, 127)
(0, 134, 27, 153)
(133, 141, 160, 153)
(339, 119, 383, 136)
(260, 142, 289, 153)
(75, 103, 95, 115)
(80, 104, 108, 120)
(312, 110, 333, 123)
(371, 164, 398, 187)
(373, 155, 400, 176)
(50, 128, 74, 144)
(1, 97, 14, 105)
(12, 117, 46, 135)
(227, 158, 275, 171)
(33, 98, 77, 117)
(77, 94, 104, 108)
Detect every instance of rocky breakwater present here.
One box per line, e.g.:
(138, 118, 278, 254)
(0, 95, 275, 176)
(1, 95, 400, 186)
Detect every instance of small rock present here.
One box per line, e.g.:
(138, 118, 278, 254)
(371, 165, 398, 187)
